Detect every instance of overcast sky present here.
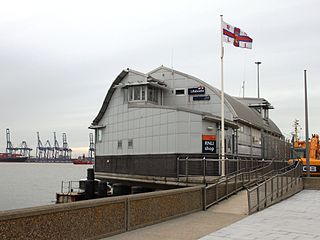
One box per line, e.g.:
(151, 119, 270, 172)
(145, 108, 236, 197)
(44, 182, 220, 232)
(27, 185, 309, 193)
(0, 0, 319, 156)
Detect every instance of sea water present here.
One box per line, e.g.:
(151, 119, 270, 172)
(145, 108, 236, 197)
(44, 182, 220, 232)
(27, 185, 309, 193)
(0, 163, 89, 211)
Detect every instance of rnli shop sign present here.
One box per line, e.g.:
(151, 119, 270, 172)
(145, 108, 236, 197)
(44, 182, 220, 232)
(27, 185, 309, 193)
(188, 86, 205, 95)
(202, 135, 216, 153)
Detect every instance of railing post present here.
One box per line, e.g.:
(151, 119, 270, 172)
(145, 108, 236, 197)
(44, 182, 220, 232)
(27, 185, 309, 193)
(177, 157, 180, 181)
(247, 190, 251, 215)
(291, 169, 293, 188)
(271, 177, 274, 202)
(294, 164, 299, 186)
(281, 173, 283, 197)
(186, 157, 189, 184)
(216, 184, 219, 202)
(276, 175, 279, 198)
(226, 174, 229, 196)
(286, 172, 289, 193)
(203, 186, 207, 211)
(257, 186, 260, 211)
(235, 172, 238, 190)
(264, 181, 267, 208)
(203, 157, 206, 184)
(255, 168, 258, 182)
(237, 157, 240, 171)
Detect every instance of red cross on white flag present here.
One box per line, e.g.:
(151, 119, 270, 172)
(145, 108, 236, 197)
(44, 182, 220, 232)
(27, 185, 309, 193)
(222, 21, 253, 49)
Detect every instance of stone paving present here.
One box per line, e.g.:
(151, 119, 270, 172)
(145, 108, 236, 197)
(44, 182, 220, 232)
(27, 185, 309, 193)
(199, 190, 320, 240)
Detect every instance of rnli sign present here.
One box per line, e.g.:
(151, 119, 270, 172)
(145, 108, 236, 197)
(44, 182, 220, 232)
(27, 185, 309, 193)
(188, 86, 205, 95)
(202, 135, 216, 153)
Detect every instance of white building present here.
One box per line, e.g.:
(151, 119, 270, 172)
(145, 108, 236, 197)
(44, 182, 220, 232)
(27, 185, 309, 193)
(90, 66, 284, 177)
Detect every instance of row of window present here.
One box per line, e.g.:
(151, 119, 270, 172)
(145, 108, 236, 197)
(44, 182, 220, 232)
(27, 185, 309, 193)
(117, 139, 133, 149)
(128, 86, 159, 103)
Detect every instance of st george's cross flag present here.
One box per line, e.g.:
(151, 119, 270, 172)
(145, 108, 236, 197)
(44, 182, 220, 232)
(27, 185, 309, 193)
(222, 21, 253, 49)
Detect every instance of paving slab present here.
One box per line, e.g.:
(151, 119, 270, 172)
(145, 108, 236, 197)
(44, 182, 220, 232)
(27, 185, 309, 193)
(200, 190, 320, 240)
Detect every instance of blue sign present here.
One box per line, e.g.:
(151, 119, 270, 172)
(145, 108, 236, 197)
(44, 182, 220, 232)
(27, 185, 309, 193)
(188, 86, 205, 95)
(193, 95, 210, 101)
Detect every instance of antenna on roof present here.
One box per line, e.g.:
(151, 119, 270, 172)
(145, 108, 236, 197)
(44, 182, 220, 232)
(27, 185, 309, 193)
(171, 48, 175, 96)
(242, 80, 245, 98)
(171, 48, 174, 70)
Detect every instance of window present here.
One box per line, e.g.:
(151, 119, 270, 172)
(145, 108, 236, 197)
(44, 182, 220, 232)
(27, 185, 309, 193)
(153, 88, 158, 102)
(147, 86, 153, 102)
(129, 88, 133, 101)
(175, 89, 185, 95)
(134, 86, 141, 100)
(117, 140, 122, 149)
(128, 86, 146, 102)
(147, 86, 159, 103)
(263, 109, 269, 120)
(141, 87, 145, 100)
(128, 139, 133, 149)
(127, 85, 161, 104)
(97, 129, 102, 142)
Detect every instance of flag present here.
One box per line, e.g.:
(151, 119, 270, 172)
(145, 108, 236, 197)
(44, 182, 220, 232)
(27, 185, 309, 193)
(222, 21, 253, 49)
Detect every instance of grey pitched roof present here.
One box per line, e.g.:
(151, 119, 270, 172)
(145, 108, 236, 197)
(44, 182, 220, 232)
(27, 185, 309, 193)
(92, 66, 282, 136)
(224, 93, 263, 128)
(92, 70, 128, 125)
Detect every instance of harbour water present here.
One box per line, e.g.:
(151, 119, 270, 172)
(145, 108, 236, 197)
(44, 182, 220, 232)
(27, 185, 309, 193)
(0, 163, 89, 211)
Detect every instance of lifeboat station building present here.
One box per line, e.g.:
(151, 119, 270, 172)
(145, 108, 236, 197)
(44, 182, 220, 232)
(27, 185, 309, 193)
(90, 66, 284, 179)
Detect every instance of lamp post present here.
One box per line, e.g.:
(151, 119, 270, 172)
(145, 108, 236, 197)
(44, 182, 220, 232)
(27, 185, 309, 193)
(255, 61, 262, 98)
(304, 69, 310, 177)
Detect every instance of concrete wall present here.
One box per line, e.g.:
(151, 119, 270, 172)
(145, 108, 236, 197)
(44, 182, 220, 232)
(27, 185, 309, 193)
(0, 197, 126, 240)
(303, 177, 320, 190)
(0, 186, 203, 240)
(127, 186, 203, 230)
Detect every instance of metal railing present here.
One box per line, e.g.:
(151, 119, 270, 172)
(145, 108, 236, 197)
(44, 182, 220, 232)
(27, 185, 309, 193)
(203, 161, 276, 210)
(177, 156, 276, 184)
(60, 181, 83, 194)
(247, 161, 303, 215)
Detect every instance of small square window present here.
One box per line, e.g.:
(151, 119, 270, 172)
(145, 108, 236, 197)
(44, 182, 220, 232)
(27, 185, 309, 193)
(97, 129, 102, 142)
(128, 139, 133, 149)
(117, 140, 122, 149)
(175, 89, 185, 95)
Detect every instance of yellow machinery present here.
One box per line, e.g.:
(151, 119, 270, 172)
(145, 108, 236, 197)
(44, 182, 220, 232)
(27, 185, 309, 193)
(290, 134, 320, 176)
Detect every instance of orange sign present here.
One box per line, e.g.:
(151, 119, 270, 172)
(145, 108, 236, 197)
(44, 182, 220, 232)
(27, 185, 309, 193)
(202, 135, 216, 141)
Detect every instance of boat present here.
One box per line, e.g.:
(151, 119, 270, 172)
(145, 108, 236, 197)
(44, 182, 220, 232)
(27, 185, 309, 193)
(73, 156, 94, 165)
(0, 153, 28, 162)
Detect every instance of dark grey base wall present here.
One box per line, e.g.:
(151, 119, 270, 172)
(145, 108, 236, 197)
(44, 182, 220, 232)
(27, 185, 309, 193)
(95, 153, 220, 177)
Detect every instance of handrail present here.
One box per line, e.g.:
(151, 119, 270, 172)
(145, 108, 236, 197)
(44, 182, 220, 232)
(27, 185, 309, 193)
(247, 161, 301, 192)
(246, 161, 302, 214)
(203, 160, 275, 209)
(177, 157, 274, 184)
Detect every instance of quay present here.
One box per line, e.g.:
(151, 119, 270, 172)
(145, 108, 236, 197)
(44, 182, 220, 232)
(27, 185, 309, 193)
(1, 162, 317, 240)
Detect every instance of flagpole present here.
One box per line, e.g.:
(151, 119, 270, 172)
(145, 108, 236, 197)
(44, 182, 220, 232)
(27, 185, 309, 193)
(220, 14, 225, 176)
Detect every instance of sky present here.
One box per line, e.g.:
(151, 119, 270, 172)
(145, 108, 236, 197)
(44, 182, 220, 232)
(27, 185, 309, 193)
(0, 0, 319, 157)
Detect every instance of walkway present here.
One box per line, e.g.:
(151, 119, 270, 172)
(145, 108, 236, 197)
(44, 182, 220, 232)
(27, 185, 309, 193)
(200, 190, 320, 240)
(105, 190, 248, 240)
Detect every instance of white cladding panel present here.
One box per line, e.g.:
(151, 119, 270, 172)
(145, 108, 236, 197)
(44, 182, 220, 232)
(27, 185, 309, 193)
(149, 69, 234, 121)
(94, 68, 269, 158)
(96, 78, 204, 154)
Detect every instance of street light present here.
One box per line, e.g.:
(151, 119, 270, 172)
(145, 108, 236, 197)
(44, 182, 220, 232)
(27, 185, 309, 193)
(255, 61, 262, 98)
(304, 69, 310, 177)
